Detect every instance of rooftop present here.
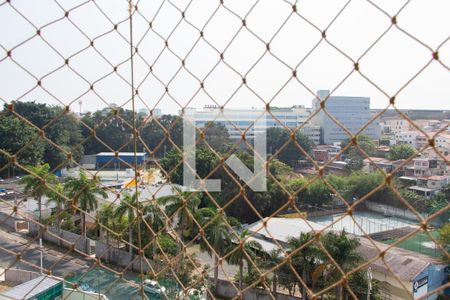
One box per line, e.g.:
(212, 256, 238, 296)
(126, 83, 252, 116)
(408, 186, 437, 192)
(0, 276, 61, 299)
(426, 175, 449, 180)
(246, 217, 324, 244)
(247, 218, 443, 282)
(363, 157, 392, 163)
(358, 237, 444, 282)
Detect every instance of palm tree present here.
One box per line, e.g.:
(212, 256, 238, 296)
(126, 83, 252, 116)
(321, 231, 361, 300)
(98, 203, 115, 262)
(142, 201, 165, 257)
(64, 170, 107, 243)
(196, 207, 232, 290)
(143, 201, 165, 233)
(286, 232, 320, 300)
(20, 164, 57, 224)
(226, 230, 263, 291)
(114, 192, 141, 257)
(157, 189, 201, 241)
(47, 183, 67, 244)
(261, 249, 282, 294)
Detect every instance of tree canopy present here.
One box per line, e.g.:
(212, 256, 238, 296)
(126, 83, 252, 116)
(341, 134, 376, 171)
(389, 144, 416, 160)
(1, 101, 83, 171)
(266, 127, 313, 167)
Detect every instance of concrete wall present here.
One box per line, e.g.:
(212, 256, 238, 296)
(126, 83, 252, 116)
(95, 241, 151, 274)
(95, 241, 131, 268)
(213, 278, 301, 300)
(0, 268, 40, 284)
(0, 211, 91, 254)
(63, 288, 108, 300)
(363, 201, 428, 222)
(1, 210, 148, 273)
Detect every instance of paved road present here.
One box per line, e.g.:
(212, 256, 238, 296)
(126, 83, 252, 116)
(0, 227, 92, 278)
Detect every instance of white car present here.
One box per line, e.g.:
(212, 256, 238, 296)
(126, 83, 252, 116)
(143, 279, 166, 294)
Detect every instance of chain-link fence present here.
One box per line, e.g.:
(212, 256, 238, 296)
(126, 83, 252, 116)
(0, 0, 449, 299)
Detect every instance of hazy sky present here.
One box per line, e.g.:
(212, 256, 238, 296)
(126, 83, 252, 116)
(0, 0, 449, 114)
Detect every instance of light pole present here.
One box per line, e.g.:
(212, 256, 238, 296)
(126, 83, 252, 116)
(367, 267, 372, 300)
(39, 238, 43, 275)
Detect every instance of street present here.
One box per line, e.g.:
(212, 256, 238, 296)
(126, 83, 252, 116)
(0, 226, 92, 278)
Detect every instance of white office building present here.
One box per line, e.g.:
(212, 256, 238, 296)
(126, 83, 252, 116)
(185, 105, 321, 144)
(311, 90, 381, 144)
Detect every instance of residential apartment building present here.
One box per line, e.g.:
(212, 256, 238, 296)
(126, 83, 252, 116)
(382, 118, 413, 133)
(395, 130, 450, 155)
(405, 157, 449, 178)
(435, 133, 450, 153)
(362, 157, 406, 174)
(313, 144, 341, 163)
(394, 131, 421, 147)
(186, 105, 321, 144)
(311, 90, 381, 145)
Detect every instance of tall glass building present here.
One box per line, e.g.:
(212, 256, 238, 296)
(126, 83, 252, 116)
(186, 105, 321, 144)
(311, 90, 381, 144)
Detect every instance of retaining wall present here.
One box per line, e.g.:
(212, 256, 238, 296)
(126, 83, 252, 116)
(213, 278, 301, 300)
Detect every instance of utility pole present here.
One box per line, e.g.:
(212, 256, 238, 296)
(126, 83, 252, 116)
(78, 100, 82, 116)
(39, 238, 43, 275)
(367, 267, 372, 300)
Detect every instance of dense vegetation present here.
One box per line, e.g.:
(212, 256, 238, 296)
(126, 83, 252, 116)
(4, 102, 446, 225)
(5, 101, 448, 298)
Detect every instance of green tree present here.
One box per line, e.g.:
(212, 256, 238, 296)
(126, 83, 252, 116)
(47, 182, 67, 243)
(197, 121, 231, 153)
(345, 171, 385, 203)
(226, 230, 263, 291)
(389, 144, 416, 160)
(156, 234, 178, 256)
(142, 202, 165, 258)
(286, 178, 333, 208)
(321, 231, 362, 299)
(266, 127, 313, 167)
(140, 115, 183, 156)
(438, 223, 450, 263)
(441, 184, 450, 199)
(342, 134, 376, 171)
(196, 207, 232, 290)
(218, 151, 292, 223)
(400, 189, 427, 211)
(278, 263, 298, 296)
(347, 269, 381, 300)
(427, 193, 450, 225)
(286, 232, 320, 300)
(114, 192, 141, 257)
(64, 170, 107, 244)
(260, 249, 282, 294)
(81, 108, 143, 154)
(0, 117, 45, 169)
(20, 164, 57, 223)
(159, 148, 218, 186)
(44, 107, 84, 167)
(9, 101, 84, 168)
(98, 203, 115, 262)
(158, 189, 201, 241)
